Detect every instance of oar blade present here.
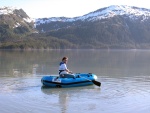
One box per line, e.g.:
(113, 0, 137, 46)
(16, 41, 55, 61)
(92, 80, 101, 87)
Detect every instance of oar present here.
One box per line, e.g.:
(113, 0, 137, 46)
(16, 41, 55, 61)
(70, 72, 101, 87)
(92, 80, 101, 87)
(79, 75, 101, 87)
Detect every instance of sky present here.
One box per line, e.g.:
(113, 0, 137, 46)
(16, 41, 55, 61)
(0, 0, 150, 18)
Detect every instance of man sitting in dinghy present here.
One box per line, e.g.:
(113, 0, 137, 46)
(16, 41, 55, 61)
(59, 57, 74, 78)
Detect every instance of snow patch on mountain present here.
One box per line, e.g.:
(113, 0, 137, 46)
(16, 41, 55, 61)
(35, 5, 150, 25)
(23, 17, 33, 23)
(0, 6, 33, 23)
(0, 6, 14, 15)
(13, 22, 21, 28)
(81, 5, 150, 21)
(0, 6, 20, 15)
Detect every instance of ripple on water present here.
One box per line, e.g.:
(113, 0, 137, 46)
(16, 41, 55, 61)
(0, 75, 150, 113)
(98, 76, 150, 113)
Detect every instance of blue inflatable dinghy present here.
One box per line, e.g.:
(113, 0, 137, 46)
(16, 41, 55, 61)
(41, 73, 101, 88)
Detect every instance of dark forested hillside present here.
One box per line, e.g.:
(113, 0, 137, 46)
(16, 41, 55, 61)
(45, 16, 150, 49)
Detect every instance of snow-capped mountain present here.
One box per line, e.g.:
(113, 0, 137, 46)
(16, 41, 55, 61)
(35, 5, 150, 25)
(1, 5, 150, 49)
(33, 5, 150, 49)
(0, 6, 15, 15)
(0, 7, 33, 23)
(0, 6, 35, 37)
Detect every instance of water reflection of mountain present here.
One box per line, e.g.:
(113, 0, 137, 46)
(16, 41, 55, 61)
(1, 50, 150, 78)
(0, 50, 61, 77)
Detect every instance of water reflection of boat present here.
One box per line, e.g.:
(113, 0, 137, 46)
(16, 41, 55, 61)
(41, 85, 99, 113)
(41, 73, 99, 88)
(41, 85, 96, 95)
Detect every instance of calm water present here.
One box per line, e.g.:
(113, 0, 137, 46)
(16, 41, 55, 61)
(0, 49, 150, 113)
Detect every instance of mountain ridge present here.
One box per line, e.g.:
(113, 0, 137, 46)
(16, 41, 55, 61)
(0, 6, 33, 23)
(35, 5, 150, 26)
(0, 6, 35, 42)
(34, 5, 150, 49)
(1, 5, 150, 49)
